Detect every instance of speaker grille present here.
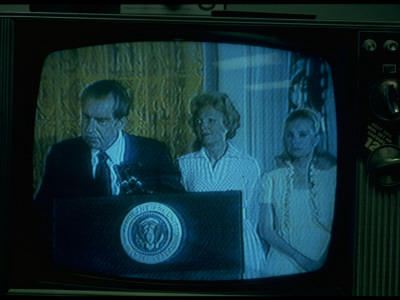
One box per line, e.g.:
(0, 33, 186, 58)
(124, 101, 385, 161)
(354, 159, 400, 296)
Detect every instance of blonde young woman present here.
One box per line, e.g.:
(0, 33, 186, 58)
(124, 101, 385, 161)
(258, 109, 337, 277)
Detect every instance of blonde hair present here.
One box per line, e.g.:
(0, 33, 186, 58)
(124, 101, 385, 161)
(188, 92, 240, 151)
(284, 108, 320, 135)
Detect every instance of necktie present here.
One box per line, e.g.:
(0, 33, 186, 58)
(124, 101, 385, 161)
(95, 151, 111, 195)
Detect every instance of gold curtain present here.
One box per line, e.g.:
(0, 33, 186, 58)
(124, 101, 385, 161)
(33, 41, 204, 194)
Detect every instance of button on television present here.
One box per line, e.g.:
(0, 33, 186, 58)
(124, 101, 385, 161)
(382, 64, 397, 74)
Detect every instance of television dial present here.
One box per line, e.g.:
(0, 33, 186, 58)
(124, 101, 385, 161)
(367, 144, 400, 187)
(362, 39, 377, 52)
(369, 79, 400, 121)
(383, 39, 399, 52)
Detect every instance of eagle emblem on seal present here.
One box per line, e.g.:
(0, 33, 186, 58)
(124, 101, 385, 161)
(135, 217, 165, 250)
(120, 202, 183, 264)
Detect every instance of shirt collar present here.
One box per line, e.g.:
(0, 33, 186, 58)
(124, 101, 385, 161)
(198, 142, 241, 159)
(91, 131, 125, 165)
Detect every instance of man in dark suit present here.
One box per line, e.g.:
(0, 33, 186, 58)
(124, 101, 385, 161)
(34, 79, 184, 241)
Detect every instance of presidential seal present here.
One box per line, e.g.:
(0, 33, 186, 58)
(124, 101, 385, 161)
(120, 202, 183, 264)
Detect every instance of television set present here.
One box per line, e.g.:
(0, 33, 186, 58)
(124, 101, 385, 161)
(1, 4, 400, 296)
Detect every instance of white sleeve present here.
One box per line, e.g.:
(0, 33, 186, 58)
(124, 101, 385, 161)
(259, 172, 274, 205)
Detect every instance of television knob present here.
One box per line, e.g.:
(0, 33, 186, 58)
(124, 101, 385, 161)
(367, 144, 400, 187)
(369, 79, 400, 121)
(362, 39, 377, 52)
(383, 39, 399, 52)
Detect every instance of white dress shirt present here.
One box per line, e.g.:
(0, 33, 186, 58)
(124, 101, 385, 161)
(91, 131, 125, 195)
(177, 143, 265, 279)
(177, 143, 261, 213)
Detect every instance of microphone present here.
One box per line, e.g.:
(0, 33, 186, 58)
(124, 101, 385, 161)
(114, 164, 155, 195)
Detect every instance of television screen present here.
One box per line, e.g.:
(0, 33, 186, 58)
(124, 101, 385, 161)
(32, 38, 338, 282)
(9, 8, 396, 296)
(3, 4, 400, 297)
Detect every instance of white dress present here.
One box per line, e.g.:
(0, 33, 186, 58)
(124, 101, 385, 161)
(178, 143, 266, 279)
(258, 166, 336, 277)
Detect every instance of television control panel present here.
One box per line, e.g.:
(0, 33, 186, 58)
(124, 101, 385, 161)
(359, 31, 400, 187)
(355, 29, 400, 297)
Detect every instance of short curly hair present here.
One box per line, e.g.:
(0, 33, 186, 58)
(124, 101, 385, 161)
(189, 92, 240, 141)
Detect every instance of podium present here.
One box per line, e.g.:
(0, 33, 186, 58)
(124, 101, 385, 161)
(52, 191, 244, 280)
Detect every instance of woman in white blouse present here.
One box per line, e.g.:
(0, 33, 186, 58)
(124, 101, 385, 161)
(257, 109, 337, 277)
(177, 92, 265, 279)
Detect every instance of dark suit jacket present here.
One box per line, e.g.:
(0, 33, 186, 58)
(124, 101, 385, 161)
(33, 133, 184, 244)
(35, 133, 183, 203)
